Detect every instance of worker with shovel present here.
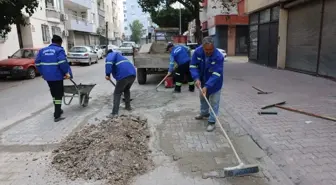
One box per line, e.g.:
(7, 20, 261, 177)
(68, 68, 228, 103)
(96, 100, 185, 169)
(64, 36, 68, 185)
(190, 36, 224, 132)
(35, 35, 73, 122)
(105, 49, 136, 117)
(166, 42, 195, 93)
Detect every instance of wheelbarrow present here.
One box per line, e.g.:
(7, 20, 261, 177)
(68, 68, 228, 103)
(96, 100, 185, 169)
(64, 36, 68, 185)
(63, 79, 96, 107)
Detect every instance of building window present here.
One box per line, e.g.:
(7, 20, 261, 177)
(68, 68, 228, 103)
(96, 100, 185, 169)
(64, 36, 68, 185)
(41, 24, 50, 43)
(271, 6, 280, 21)
(51, 26, 61, 37)
(259, 9, 270, 23)
(124, 27, 128, 30)
(45, 0, 54, 9)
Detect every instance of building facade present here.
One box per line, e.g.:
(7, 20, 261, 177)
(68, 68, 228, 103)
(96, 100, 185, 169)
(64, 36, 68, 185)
(123, 0, 152, 42)
(245, 0, 336, 79)
(199, 0, 249, 56)
(0, 0, 67, 60)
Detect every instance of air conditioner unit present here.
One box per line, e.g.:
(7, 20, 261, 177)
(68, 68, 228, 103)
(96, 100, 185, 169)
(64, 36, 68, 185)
(63, 30, 69, 37)
(61, 13, 68, 21)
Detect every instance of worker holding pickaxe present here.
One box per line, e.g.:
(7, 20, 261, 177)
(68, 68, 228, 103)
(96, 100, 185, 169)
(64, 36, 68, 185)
(189, 37, 224, 132)
(105, 49, 136, 118)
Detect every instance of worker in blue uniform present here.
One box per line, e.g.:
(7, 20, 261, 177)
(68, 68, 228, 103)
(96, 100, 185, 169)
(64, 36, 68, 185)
(189, 36, 224, 132)
(166, 42, 194, 93)
(105, 49, 136, 117)
(35, 35, 73, 122)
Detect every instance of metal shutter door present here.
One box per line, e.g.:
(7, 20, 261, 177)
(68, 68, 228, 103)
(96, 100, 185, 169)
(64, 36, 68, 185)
(319, 0, 336, 78)
(217, 26, 228, 52)
(286, 0, 322, 73)
(75, 33, 85, 45)
(258, 24, 270, 65)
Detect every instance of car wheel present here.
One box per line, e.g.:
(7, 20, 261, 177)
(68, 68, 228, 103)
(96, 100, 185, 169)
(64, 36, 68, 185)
(26, 67, 36, 79)
(69, 62, 73, 66)
(88, 58, 92, 66)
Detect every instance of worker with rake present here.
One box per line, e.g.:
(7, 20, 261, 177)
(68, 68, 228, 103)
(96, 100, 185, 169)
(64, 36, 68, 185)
(35, 35, 73, 122)
(190, 36, 224, 132)
(166, 42, 195, 93)
(105, 49, 136, 117)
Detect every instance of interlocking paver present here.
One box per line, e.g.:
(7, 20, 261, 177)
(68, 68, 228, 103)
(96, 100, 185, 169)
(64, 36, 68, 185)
(220, 59, 336, 184)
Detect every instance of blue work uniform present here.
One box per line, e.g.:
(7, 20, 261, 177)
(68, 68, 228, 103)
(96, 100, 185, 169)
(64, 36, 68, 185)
(35, 43, 72, 119)
(168, 45, 191, 73)
(189, 46, 224, 124)
(35, 43, 72, 81)
(105, 52, 136, 80)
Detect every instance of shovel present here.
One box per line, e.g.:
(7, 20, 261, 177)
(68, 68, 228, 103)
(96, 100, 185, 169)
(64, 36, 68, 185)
(109, 79, 133, 102)
(155, 73, 170, 91)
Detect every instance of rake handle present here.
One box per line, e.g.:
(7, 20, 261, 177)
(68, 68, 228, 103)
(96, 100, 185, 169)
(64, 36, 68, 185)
(276, 105, 336, 122)
(198, 86, 243, 164)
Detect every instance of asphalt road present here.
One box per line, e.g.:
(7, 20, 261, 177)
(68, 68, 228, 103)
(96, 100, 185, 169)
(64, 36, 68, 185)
(0, 57, 133, 130)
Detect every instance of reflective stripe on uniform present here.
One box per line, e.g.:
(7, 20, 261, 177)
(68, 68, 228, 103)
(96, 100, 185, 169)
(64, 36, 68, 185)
(36, 60, 67, 66)
(197, 57, 202, 61)
(116, 60, 131, 65)
(190, 65, 197, 68)
(169, 62, 175, 65)
(106, 62, 113, 65)
(176, 82, 182, 86)
(213, 72, 221, 77)
(188, 81, 195, 85)
(211, 62, 215, 64)
(175, 73, 180, 75)
(54, 100, 62, 105)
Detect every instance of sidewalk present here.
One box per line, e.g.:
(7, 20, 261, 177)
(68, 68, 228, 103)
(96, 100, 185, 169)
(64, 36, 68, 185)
(221, 59, 336, 185)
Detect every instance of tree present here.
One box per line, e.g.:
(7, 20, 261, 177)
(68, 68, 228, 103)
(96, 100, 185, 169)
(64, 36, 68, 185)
(150, 7, 193, 33)
(129, 20, 144, 44)
(0, 0, 39, 36)
(137, 0, 239, 43)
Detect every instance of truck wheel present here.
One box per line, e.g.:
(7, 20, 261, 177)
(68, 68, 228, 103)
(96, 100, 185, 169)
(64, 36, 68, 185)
(137, 68, 147, 84)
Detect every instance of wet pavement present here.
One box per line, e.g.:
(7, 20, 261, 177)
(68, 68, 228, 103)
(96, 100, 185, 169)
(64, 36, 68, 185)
(1, 56, 334, 185)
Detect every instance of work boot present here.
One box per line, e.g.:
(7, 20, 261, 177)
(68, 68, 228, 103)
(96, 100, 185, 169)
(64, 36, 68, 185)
(189, 85, 195, 92)
(54, 117, 65, 122)
(174, 86, 181, 93)
(125, 106, 132, 111)
(195, 113, 210, 120)
(206, 122, 216, 132)
(107, 114, 118, 119)
(60, 109, 64, 115)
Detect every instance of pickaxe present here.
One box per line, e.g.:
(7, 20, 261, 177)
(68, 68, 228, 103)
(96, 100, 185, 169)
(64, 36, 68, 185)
(262, 101, 336, 122)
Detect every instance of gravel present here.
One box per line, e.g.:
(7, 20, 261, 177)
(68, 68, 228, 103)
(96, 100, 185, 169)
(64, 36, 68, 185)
(51, 115, 153, 185)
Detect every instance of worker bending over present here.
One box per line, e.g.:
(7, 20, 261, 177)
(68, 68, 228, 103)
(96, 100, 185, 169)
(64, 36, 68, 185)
(35, 35, 73, 122)
(166, 42, 194, 93)
(190, 36, 224, 132)
(105, 49, 136, 117)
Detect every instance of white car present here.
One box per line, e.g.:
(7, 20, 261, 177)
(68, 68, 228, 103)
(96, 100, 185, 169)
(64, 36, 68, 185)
(91, 45, 104, 59)
(107, 44, 121, 53)
(188, 43, 227, 60)
(119, 41, 136, 56)
(67, 46, 99, 66)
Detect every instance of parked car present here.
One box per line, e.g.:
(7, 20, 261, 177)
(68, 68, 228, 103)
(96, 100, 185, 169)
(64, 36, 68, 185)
(0, 48, 40, 79)
(119, 41, 136, 56)
(107, 44, 121, 53)
(91, 45, 104, 59)
(67, 46, 99, 66)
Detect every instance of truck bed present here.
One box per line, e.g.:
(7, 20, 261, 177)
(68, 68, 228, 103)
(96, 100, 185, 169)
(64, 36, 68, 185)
(134, 53, 169, 68)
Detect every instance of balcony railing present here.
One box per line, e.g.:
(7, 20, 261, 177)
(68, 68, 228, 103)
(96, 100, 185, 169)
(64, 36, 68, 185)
(46, 7, 61, 21)
(98, 8, 105, 16)
(65, 0, 91, 9)
(66, 15, 93, 33)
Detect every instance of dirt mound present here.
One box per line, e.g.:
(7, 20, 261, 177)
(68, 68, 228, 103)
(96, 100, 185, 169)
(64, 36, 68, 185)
(51, 115, 153, 185)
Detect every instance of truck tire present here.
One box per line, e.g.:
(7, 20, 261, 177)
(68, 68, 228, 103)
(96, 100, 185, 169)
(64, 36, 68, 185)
(137, 68, 147, 84)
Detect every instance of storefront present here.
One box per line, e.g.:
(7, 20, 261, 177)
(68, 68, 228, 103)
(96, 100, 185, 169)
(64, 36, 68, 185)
(286, 0, 336, 79)
(248, 6, 280, 67)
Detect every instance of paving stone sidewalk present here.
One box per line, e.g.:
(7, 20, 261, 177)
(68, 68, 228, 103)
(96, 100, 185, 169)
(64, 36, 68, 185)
(221, 60, 336, 185)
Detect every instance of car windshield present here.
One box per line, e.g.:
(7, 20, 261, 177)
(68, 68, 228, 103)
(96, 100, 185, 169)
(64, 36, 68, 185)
(121, 43, 133, 47)
(11, 49, 37, 58)
(69, 47, 87, 53)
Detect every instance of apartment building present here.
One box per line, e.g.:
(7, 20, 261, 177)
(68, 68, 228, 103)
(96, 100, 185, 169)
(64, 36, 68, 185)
(199, 0, 249, 56)
(64, 0, 100, 49)
(123, 0, 152, 43)
(0, 0, 67, 60)
(245, 0, 336, 79)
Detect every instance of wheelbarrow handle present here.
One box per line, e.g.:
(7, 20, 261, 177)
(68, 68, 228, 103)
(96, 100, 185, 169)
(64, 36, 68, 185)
(109, 79, 116, 87)
(69, 78, 79, 90)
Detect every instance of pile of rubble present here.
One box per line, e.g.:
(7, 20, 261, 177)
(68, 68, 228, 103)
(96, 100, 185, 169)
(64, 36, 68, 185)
(51, 115, 153, 185)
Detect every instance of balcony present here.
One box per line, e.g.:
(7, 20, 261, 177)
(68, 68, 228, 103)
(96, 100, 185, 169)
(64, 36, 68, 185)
(66, 15, 93, 33)
(46, 7, 61, 23)
(98, 7, 105, 17)
(64, 0, 91, 10)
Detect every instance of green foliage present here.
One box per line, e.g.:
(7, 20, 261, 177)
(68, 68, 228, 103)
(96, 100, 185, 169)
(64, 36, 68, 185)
(0, 0, 39, 36)
(129, 20, 144, 44)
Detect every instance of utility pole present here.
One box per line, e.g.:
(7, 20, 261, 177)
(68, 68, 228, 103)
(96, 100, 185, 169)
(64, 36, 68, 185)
(179, 3, 182, 35)
(105, 21, 108, 53)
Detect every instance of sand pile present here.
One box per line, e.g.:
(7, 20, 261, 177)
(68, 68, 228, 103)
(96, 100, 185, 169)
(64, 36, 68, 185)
(51, 115, 153, 185)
